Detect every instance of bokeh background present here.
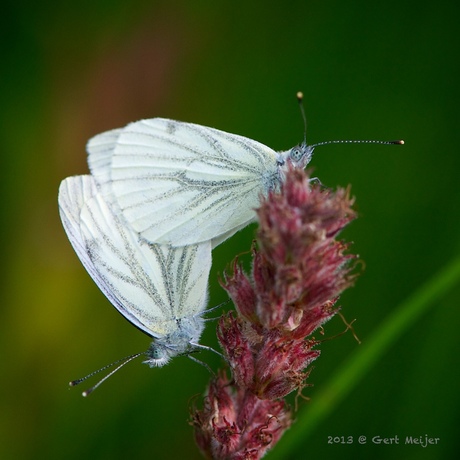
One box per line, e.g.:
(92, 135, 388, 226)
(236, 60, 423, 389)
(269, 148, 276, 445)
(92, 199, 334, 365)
(1, 1, 459, 459)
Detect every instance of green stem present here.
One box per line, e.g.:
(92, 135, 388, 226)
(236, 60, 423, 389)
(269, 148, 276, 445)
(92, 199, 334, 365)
(269, 255, 460, 459)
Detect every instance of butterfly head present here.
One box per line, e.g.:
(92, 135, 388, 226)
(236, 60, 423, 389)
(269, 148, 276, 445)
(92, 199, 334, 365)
(144, 317, 205, 368)
(144, 342, 174, 367)
(288, 142, 314, 168)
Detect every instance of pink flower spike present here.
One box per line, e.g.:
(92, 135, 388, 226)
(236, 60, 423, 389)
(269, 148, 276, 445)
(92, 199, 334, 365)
(193, 166, 360, 458)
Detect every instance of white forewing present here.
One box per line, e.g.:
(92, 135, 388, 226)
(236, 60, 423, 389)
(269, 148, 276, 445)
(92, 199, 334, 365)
(58, 175, 212, 341)
(87, 118, 282, 247)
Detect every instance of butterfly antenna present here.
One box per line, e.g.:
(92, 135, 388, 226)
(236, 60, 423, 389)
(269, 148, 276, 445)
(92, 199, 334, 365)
(69, 351, 146, 397)
(310, 139, 404, 148)
(295, 91, 404, 148)
(296, 91, 307, 145)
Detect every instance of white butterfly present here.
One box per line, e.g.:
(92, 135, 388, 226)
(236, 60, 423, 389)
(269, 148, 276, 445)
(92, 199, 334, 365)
(58, 175, 212, 369)
(86, 118, 314, 248)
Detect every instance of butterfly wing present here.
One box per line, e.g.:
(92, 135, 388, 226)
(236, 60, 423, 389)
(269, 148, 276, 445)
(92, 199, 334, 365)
(58, 175, 212, 338)
(87, 118, 281, 247)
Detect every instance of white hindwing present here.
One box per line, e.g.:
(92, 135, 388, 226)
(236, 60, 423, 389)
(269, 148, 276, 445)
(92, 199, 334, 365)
(58, 175, 212, 339)
(87, 118, 282, 247)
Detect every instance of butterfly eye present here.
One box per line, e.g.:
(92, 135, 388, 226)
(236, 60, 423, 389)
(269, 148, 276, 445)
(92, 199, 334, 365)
(151, 346, 164, 360)
(290, 146, 304, 162)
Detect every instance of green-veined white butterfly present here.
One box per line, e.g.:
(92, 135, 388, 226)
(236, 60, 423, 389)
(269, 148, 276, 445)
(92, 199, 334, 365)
(87, 112, 402, 248)
(58, 175, 213, 393)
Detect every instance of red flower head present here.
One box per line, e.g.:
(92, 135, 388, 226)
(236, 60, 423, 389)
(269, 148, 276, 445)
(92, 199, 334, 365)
(193, 167, 359, 458)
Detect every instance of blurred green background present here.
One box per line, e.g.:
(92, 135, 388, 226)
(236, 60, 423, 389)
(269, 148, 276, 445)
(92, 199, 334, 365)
(1, 1, 459, 459)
